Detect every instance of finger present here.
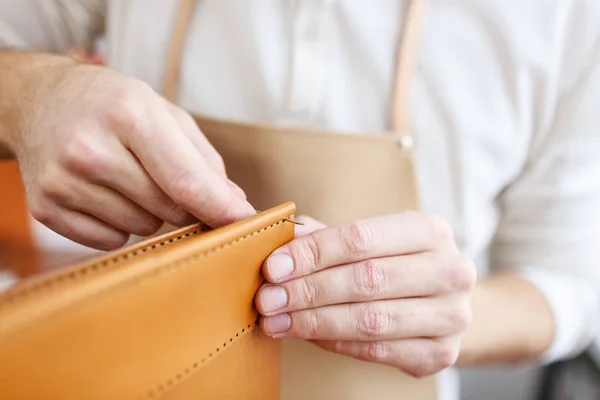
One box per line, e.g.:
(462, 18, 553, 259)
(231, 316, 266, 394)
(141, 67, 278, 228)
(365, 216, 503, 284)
(164, 101, 247, 200)
(33, 204, 129, 251)
(263, 212, 454, 282)
(226, 179, 247, 200)
(51, 178, 164, 237)
(257, 252, 473, 314)
(67, 136, 197, 227)
(109, 91, 255, 226)
(294, 215, 327, 238)
(260, 297, 469, 340)
(164, 100, 226, 177)
(312, 336, 460, 377)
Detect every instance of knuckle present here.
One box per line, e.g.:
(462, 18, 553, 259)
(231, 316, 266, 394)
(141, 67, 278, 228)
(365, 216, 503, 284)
(423, 213, 454, 243)
(362, 341, 390, 363)
(297, 234, 322, 273)
(169, 170, 208, 208)
(169, 172, 242, 225)
(358, 304, 390, 339)
(61, 135, 112, 177)
(104, 88, 148, 135)
(164, 202, 195, 226)
(101, 233, 130, 251)
(36, 168, 66, 203)
(445, 301, 472, 332)
(405, 340, 458, 377)
(213, 201, 249, 226)
(405, 365, 430, 379)
(339, 221, 374, 257)
(333, 340, 345, 353)
(168, 102, 189, 120)
(432, 341, 459, 371)
(210, 152, 226, 172)
(353, 259, 388, 298)
(174, 105, 203, 134)
(298, 278, 322, 308)
(304, 309, 322, 338)
(443, 255, 477, 291)
(132, 213, 163, 237)
(29, 201, 54, 227)
(402, 353, 432, 378)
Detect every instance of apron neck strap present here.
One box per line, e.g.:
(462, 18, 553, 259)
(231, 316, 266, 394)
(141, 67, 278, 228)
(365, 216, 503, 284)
(163, 0, 427, 134)
(390, 0, 427, 134)
(163, 0, 199, 102)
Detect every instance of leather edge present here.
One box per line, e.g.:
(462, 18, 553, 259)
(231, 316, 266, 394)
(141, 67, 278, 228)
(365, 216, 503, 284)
(0, 202, 296, 335)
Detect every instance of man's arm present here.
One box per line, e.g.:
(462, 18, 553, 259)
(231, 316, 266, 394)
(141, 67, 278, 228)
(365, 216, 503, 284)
(0, 52, 74, 158)
(0, 0, 107, 158)
(458, 21, 600, 365)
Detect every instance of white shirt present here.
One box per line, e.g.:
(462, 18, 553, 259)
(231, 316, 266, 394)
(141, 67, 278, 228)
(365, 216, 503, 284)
(2, 1, 600, 399)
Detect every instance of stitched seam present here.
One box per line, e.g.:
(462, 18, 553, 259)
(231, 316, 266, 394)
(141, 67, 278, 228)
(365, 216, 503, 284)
(0, 217, 291, 336)
(0, 225, 211, 307)
(142, 320, 259, 399)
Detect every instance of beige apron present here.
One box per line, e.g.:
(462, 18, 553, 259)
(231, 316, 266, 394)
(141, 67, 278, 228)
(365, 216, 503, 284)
(163, 0, 436, 399)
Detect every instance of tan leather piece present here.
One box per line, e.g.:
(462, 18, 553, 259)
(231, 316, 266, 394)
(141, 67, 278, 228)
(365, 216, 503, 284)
(0, 202, 296, 399)
(164, 328, 281, 399)
(391, 0, 428, 134)
(281, 339, 435, 400)
(163, 0, 198, 102)
(197, 115, 419, 225)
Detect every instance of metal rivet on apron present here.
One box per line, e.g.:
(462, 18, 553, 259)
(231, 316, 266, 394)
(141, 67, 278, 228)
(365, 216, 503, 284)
(395, 134, 414, 150)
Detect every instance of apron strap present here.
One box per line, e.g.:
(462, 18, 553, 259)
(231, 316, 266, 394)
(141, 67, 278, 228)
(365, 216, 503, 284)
(163, 0, 199, 102)
(163, 0, 427, 135)
(390, 0, 427, 135)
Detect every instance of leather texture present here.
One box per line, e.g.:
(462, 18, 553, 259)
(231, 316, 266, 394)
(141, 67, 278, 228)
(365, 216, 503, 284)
(198, 116, 420, 225)
(0, 202, 296, 399)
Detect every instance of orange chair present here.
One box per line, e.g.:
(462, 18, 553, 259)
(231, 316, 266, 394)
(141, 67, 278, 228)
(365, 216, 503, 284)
(0, 160, 38, 277)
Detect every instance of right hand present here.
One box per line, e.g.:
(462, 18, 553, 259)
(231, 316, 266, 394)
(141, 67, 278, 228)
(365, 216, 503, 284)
(10, 59, 254, 250)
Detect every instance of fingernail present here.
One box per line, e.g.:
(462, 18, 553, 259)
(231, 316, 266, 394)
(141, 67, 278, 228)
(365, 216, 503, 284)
(260, 286, 288, 313)
(263, 313, 291, 335)
(266, 253, 294, 281)
(227, 179, 247, 199)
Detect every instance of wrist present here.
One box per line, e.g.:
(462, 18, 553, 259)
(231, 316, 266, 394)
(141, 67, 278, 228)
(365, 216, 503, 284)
(457, 273, 555, 366)
(0, 52, 76, 158)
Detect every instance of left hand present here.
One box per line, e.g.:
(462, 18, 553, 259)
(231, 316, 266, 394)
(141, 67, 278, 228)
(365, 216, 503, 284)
(255, 212, 476, 377)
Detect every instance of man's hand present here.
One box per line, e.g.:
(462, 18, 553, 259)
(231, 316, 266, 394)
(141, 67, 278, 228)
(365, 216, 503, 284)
(255, 213, 476, 377)
(0, 53, 254, 250)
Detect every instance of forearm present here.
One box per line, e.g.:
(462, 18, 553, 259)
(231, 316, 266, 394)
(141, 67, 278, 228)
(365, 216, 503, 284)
(457, 272, 555, 365)
(0, 51, 75, 158)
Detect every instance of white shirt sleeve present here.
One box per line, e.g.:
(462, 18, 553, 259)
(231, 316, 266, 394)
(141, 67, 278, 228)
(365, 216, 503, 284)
(0, 0, 106, 52)
(491, 30, 600, 363)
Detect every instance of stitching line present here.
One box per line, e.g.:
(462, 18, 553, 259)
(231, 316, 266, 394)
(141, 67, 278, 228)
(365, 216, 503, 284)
(0, 216, 290, 336)
(0, 226, 210, 308)
(143, 320, 259, 400)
